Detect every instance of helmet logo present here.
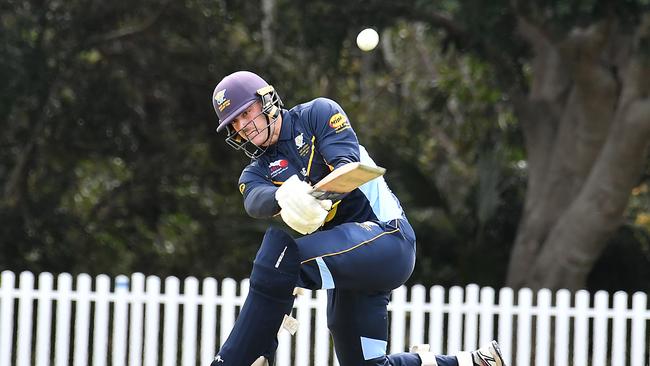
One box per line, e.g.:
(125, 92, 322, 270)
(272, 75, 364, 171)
(214, 89, 230, 111)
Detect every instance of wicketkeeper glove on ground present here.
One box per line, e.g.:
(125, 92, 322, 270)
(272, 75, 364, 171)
(275, 175, 332, 235)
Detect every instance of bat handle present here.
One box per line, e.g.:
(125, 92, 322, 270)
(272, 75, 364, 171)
(310, 190, 346, 201)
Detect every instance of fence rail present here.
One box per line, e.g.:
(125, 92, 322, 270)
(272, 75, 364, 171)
(0, 271, 648, 366)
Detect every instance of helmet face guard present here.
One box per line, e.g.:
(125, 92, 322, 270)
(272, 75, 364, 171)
(222, 86, 283, 159)
(212, 72, 283, 159)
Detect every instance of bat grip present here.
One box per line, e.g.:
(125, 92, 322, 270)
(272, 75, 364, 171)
(310, 190, 346, 201)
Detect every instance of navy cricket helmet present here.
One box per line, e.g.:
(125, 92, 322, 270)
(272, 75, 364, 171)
(212, 71, 283, 132)
(212, 71, 284, 159)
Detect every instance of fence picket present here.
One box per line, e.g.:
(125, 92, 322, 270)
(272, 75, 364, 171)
(555, 289, 571, 366)
(182, 277, 199, 366)
(516, 288, 532, 366)
(56, 273, 73, 366)
(447, 286, 464, 354)
(497, 287, 514, 366)
(16, 271, 35, 366)
(535, 289, 551, 366)
(219, 278, 237, 347)
(463, 284, 479, 351)
(630, 292, 647, 366)
(611, 291, 628, 366)
(162, 277, 180, 366)
(574, 290, 590, 366)
(129, 273, 146, 366)
(428, 286, 445, 354)
(113, 275, 129, 366)
(0, 271, 16, 366)
(143, 276, 161, 366)
(478, 287, 495, 346)
(201, 278, 218, 366)
(409, 284, 426, 348)
(93, 275, 111, 366)
(73, 274, 91, 366)
(35, 273, 54, 366)
(593, 291, 609, 366)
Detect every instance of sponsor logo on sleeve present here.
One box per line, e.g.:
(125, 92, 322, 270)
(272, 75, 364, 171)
(328, 112, 350, 133)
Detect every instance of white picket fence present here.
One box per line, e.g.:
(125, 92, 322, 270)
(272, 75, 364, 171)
(0, 271, 649, 366)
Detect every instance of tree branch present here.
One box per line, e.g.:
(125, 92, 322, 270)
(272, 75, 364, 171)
(83, 3, 169, 48)
(516, 15, 571, 101)
(407, 10, 471, 49)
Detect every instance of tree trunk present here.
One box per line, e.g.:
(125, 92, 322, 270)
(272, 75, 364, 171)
(506, 15, 650, 290)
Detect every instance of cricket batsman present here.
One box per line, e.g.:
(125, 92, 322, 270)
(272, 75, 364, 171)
(210, 71, 506, 366)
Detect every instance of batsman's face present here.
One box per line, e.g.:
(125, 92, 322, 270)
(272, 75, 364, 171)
(231, 102, 277, 147)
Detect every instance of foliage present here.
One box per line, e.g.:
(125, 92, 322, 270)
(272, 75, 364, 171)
(1, 0, 648, 291)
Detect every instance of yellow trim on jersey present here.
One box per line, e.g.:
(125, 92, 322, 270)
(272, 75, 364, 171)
(272, 180, 284, 185)
(324, 200, 341, 223)
(300, 227, 401, 265)
(306, 136, 316, 178)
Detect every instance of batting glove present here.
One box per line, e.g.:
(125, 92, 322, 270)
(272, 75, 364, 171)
(275, 175, 332, 234)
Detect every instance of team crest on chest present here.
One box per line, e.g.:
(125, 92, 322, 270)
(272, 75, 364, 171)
(295, 133, 305, 149)
(296, 133, 312, 156)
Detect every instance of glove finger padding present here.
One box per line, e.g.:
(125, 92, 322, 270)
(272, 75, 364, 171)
(280, 207, 325, 235)
(275, 175, 311, 201)
(318, 199, 333, 211)
(280, 195, 327, 222)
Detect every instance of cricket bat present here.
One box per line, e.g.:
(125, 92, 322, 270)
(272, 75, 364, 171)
(310, 162, 386, 200)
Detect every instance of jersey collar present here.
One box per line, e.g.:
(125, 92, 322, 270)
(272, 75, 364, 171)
(278, 109, 293, 141)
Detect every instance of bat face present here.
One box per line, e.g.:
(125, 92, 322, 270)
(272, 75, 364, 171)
(310, 162, 385, 200)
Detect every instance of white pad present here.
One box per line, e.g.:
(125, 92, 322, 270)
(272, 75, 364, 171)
(410, 344, 437, 365)
(279, 314, 299, 335)
(456, 351, 473, 366)
(416, 352, 438, 366)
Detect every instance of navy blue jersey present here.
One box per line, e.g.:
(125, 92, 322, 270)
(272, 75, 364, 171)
(238, 98, 406, 229)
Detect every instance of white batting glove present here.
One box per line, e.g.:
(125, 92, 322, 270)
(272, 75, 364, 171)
(275, 175, 332, 234)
